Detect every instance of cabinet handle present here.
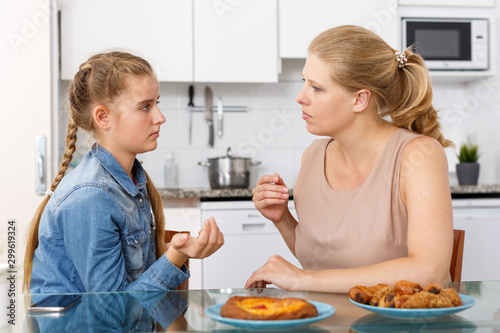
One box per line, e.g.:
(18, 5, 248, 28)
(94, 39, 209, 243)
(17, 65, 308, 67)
(247, 214, 262, 219)
(35, 135, 47, 196)
(242, 223, 266, 231)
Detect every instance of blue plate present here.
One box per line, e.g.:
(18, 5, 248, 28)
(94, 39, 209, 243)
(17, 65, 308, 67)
(204, 301, 335, 330)
(349, 294, 476, 320)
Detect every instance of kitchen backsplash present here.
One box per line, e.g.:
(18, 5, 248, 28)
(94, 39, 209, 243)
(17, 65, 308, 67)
(60, 60, 500, 190)
(138, 79, 318, 190)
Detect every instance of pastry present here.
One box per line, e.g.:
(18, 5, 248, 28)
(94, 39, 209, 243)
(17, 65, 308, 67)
(349, 281, 463, 309)
(220, 296, 318, 320)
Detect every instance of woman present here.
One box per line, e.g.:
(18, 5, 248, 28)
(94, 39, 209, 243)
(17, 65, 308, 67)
(247, 25, 454, 293)
(24, 51, 224, 293)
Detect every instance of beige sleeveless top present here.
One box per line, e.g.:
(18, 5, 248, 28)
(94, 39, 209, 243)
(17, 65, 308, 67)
(294, 128, 421, 270)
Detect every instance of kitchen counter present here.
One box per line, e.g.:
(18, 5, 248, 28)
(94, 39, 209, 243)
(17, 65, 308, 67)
(159, 184, 500, 200)
(450, 184, 500, 199)
(158, 188, 254, 200)
(16, 281, 500, 332)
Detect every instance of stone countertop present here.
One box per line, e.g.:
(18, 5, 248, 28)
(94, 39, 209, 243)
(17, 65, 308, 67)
(159, 184, 500, 200)
(450, 184, 500, 198)
(158, 188, 254, 200)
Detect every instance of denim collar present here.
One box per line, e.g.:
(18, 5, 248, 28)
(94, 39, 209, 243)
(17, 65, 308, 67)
(91, 143, 147, 197)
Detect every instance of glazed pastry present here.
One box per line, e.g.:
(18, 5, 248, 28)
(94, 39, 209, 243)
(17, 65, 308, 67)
(348, 286, 373, 304)
(378, 293, 410, 308)
(220, 296, 318, 320)
(368, 284, 393, 306)
(394, 280, 423, 295)
(424, 283, 442, 294)
(440, 288, 463, 307)
(349, 281, 463, 309)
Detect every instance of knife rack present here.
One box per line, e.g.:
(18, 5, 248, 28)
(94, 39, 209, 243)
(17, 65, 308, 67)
(191, 106, 248, 112)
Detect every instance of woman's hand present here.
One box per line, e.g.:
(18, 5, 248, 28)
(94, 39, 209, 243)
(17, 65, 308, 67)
(252, 173, 290, 223)
(166, 217, 224, 268)
(244, 255, 306, 291)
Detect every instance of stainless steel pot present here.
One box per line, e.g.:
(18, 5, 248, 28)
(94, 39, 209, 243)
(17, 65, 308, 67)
(198, 148, 261, 189)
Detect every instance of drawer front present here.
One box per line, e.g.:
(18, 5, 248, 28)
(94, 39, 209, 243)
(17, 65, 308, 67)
(202, 209, 290, 235)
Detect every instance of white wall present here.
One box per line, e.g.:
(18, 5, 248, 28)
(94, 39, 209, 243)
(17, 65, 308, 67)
(441, 8, 500, 185)
(65, 72, 500, 191)
(136, 74, 498, 190)
(138, 78, 318, 190)
(0, 1, 52, 332)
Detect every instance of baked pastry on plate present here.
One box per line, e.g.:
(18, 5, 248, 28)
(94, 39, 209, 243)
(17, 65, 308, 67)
(220, 296, 318, 320)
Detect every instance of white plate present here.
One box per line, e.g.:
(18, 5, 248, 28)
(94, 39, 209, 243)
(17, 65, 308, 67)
(204, 301, 335, 330)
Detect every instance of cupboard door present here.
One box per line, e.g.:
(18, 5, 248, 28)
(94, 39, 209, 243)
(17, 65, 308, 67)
(60, 0, 193, 82)
(279, 0, 399, 58)
(399, 0, 495, 6)
(193, 0, 278, 82)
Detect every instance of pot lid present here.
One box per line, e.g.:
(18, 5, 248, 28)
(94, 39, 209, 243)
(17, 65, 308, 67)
(209, 147, 251, 160)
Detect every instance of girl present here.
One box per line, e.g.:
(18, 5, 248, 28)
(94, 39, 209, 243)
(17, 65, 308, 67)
(24, 51, 224, 293)
(248, 25, 454, 293)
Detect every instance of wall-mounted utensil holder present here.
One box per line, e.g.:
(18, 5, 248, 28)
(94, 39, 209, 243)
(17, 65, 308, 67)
(191, 106, 248, 112)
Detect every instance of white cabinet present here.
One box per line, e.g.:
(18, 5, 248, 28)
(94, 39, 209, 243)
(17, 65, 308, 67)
(200, 200, 300, 289)
(60, 0, 193, 82)
(164, 207, 202, 289)
(193, 0, 278, 82)
(399, 0, 495, 7)
(452, 199, 500, 282)
(279, 0, 399, 58)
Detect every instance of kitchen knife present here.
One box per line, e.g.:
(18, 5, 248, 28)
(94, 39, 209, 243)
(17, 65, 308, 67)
(188, 85, 194, 145)
(205, 86, 214, 147)
(217, 97, 223, 137)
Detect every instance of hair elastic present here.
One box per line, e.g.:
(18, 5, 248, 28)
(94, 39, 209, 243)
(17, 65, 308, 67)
(395, 51, 407, 68)
(46, 190, 53, 197)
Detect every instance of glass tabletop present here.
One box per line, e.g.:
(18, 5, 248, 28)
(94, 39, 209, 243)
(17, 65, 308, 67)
(8, 281, 500, 332)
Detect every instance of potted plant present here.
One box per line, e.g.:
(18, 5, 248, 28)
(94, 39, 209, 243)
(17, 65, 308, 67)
(456, 143, 480, 186)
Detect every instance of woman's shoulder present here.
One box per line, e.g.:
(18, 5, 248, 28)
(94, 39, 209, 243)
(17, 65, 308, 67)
(301, 138, 332, 161)
(402, 133, 445, 157)
(400, 133, 448, 179)
(307, 137, 333, 150)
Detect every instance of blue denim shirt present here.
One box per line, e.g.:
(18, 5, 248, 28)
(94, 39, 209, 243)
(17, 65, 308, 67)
(30, 144, 189, 293)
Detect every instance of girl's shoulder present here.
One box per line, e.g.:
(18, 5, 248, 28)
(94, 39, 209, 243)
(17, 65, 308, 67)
(52, 154, 111, 203)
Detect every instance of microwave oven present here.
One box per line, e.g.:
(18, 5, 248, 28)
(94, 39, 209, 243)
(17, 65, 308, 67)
(402, 18, 489, 71)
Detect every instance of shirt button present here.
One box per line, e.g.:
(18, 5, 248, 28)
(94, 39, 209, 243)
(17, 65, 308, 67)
(149, 229, 151, 234)
(139, 199, 143, 203)
(134, 240, 138, 244)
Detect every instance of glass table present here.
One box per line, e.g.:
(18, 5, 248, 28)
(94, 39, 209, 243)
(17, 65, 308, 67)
(7, 281, 500, 332)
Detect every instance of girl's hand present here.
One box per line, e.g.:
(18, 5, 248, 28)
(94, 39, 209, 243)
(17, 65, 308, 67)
(252, 173, 290, 223)
(244, 255, 305, 291)
(169, 217, 224, 261)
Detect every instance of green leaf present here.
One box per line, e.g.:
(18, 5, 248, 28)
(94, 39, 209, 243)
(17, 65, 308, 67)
(457, 143, 480, 163)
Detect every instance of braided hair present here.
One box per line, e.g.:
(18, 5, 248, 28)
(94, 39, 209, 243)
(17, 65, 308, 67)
(23, 52, 166, 292)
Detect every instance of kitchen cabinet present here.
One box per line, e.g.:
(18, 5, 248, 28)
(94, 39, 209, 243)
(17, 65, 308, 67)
(399, 0, 495, 7)
(193, 0, 278, 82)
(200, 200, 300, 289)
(279, 0, 399, 59)
(452, 199, 500, 281)
(60, 0, 193, 82)
(164, 207, 202, 289)
(61, 0, 278, 83)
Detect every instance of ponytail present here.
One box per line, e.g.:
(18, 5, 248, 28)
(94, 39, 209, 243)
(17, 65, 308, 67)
(308, 25, 453, 147)
(380, 48, 454, 147)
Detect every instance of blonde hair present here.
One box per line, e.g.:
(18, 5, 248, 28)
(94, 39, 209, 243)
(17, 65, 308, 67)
(23, 51, 166, 292)
(308, 25, 453, 147)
